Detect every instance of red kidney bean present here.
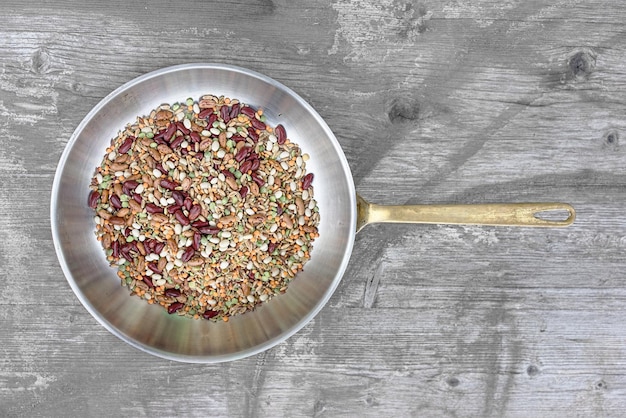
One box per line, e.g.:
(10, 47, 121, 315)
(184, 197, 192, 211)
(156, 163, 167, 176)
(122, 180, 138, 195)
(122, 227, 131, 237)
(235, 147, 250, 162)
(148, 262, 162, 274)
(276, 204, 283, 216)
(239, 185, 249, 199)
(153, 130, 166, 141)
(174, 210, 190, 226)
(154, 242, 165, 255)
(239, 160, 252, 173)
(208, 113, 218, 126)
(229, 103, 240, 118)
(132, 193, 142, 204)
(88, 190, 100, 209)
(191, 220, 209, 228)
(189, 131, 201, 143)
(246, 151, 259, 163)
(143, 276, 154, 288)
(302, 173, 314, 190)
(120, 244, 133, 261)
(118, 137, 134, 154)
(167, 204, 181, 215)
(181, 247, 195, 262)
(145, 203, 163, 214)
(167, 302, 184, 314)
(250, 117, 265, 130)
(240, 106, 256, 118)
(188, 204, 201, 221)
(231, 134, 245, 142)
(220, 105, 231, 123)
(247, 127, 259, 142)
(124, 179, 139, 190)
(144, 239, 155, 252)
(251, 173, 264, 187)
(222, 169, 235, 180)
(160, 179, 179, 190)
(153, 136, 167, 146)
(176, 121, 190, 135)
(165, 288, 181, 298)
(180, 148, 189, 156)
(172, 190, 185, 206)
(192, 231, 201, 251)
(110, 194, 122, 210)
(164, 123, 177, 141)
(268, 242, 277, 254)
(170, 135, 184, 149)
(202, 310, 219, 320)
(199, 226, 220, 235)
(112, 240, 120, 258)
(275, 124, 287, 145)
(198, 108, 213, 119)
(250, 158, 260, 171)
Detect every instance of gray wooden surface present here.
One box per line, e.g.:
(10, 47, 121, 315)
(2, 0, 625, 416)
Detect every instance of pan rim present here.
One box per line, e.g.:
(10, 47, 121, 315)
(50, 63, 357, 362)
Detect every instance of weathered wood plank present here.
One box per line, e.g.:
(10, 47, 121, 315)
(2, 0, 626, 417)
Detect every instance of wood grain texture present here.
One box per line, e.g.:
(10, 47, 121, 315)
(2, 0, 626, 416)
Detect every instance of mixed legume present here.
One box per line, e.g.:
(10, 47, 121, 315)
(88, 94, 319, 321)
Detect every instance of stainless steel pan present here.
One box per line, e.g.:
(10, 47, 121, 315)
(51, 64, 574, 363)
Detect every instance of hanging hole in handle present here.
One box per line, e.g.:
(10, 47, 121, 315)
(533, 207, 576, 225)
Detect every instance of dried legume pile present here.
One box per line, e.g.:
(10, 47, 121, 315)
(87, 94, 319, 321)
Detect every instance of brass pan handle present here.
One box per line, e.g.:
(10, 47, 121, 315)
(356, 195, 575, 233)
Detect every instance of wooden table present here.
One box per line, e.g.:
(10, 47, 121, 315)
(2, 1, 625, 416)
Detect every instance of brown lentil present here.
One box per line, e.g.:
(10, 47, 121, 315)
(88, 94, 319, 321)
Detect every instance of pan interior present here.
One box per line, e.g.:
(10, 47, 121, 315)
(51, 64, 356, 362)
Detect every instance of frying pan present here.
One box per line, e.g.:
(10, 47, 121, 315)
(51, 64, 575, 363)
